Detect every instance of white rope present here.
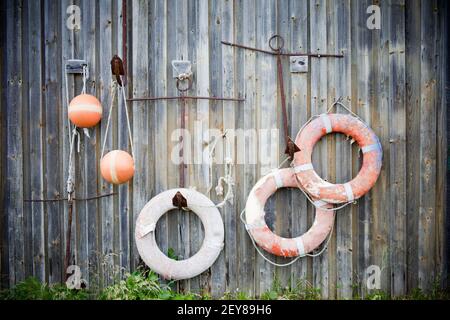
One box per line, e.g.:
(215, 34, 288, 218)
(81, 65, 88, 94)
(189, 131, 234, 210)
(120, 76, 135, 159)
(101, 82, 117, 159)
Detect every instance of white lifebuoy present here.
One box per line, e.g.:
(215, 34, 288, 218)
(135, 188, 224, 280)
(244, 168, 335, 257)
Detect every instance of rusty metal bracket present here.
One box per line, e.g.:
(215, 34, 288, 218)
(65, 59, 88, 74)
(221, 34, 344, 160)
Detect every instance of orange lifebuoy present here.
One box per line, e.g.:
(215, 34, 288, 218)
(68, 94, 102, 128)
(293, 113, 382, 204)
(244, 168, 335, 258)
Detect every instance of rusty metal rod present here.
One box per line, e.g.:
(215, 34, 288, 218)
(65, 200, 73, 280)
(180, 95, 186, 188)
(24, 192, 117, 202)
(127, 95, 245, 102)
(221, 40, 344, 58)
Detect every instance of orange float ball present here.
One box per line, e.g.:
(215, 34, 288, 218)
(68, 94, 102, 128)
(100, 150, 135, 184)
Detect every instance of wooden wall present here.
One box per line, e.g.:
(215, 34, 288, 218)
(1, 0, 449, 298)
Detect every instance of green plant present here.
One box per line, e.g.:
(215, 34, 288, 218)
(0, 277, 88, 300)
(99, 270, 166, 300)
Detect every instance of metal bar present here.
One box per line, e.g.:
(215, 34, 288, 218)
(179, 95, 186, 188)
(64, 200, 73, 280)
(221, 40, 344, 58)
(24, 192, 117, 202)
(276, 54, 289, 141)
(127, 95, 245, 102)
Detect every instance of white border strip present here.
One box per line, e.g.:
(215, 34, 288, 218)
(293, 163, 314, 173)
(362, 142, 381, 154)
(295, 237, 306, 257)
(272, 170, 284, 189)
(343, 183, 354, 201)
(320, 113, 332, 133)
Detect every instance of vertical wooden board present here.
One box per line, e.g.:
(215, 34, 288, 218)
(60, 0, 77, 284)
(255, 0, 277, 296)
(388, 0, 407, 297)
(163, 0, 177, 289)
(328, 0, 353, 299)
(208, 0, 226, 297)
(435, 0, 449, 289)
(220, 0, 238, 294)
(44, 0, 63, 284)
(187, 0, 201, 293)
(78, 0, 99, 287)
(131, 0, 150, 271)
(310, 0, 330, 298)
(72, 0, 89, 287)
(405, 0, 421, 293)
(274, 0, 293, 288)
(173, 0, 190, 292)
(21, 0, 32, 280)
(350, 0, 373, 297)
(418, 0, 438, 292)
(152, 0, 169, 270)
(117, 0, 131, 276)
(5, 0, 25, 285)
(237, 0, 257, 297)
(370, 0, 391, 295)
(192, 0, 212, 294)
(288, 0, 309, 288)
(99, 0, 115, 286)
(27, 0, 46, 282)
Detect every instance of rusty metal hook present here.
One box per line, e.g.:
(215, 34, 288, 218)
(176, 77, 192, 92)
(269, 34, 284, 52)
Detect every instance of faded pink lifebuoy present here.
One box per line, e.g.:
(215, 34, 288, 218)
(293, 113, 382, 204)
(244, 168, 335, 258)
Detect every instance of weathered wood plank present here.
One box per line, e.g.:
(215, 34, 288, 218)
(131, 0, 150, 271)
(44, 0, 63, 284)
(327, 0, 353, 299)
(418, 0, 438, 292)
(221, 0, 237, 295)
(117, 0, 131, 277)
(193, 0, 213, 295)
(27, 0, 46, 282)
(236, 0, 257, 297)
(99, 0, 115, 286)
(351, 0, 374, 298)
(275, 0, 293, 289)
(208, 0, 226, 297)
(288, 0, 309, 290)
(388, 0, 407, 297)
(310, 0, 330, 298)
(255, 0, 277, 296)
(405, 0, 421, 293)
(6, 0, 25, 285)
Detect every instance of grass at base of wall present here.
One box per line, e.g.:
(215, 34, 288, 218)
(1, 270, 449, 300)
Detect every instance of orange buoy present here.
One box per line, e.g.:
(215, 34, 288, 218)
(68, 94, 102, 128)
(100, 150, 135, 184)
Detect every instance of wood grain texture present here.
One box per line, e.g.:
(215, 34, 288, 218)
(0, 0, 448, 296)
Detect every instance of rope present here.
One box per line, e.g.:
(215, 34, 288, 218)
(120, 76, 135, 159)
(187, 131, 234, 210)
(81, 65, 88, 94)
(100, 82, 117, 158)
(100, 77, 134, 160)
